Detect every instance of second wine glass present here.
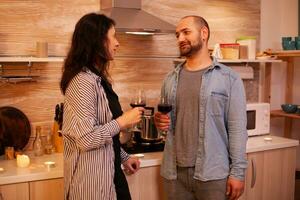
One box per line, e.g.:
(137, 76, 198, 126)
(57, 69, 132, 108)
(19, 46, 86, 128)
(157, 95, 172, 136)
(130, 89, 146, 132)
(130, 89, 146, 108)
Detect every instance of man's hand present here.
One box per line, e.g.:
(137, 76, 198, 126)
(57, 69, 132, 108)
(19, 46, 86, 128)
(154, 112, 170, 131)
(226, 177, 245, 200)
(123, 157, 140, 175)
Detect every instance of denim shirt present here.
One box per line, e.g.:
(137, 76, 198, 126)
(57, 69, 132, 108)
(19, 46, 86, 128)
(160, 57, 248, 181)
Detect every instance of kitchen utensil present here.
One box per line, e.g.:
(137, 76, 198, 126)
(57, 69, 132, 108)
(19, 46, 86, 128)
(53, 103, 63, 152)
(0, 106, 31, 155)
(139, 107, 162, 143)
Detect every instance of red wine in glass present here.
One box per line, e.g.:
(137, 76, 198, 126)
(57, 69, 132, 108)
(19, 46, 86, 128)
(157, 104, 172, 114)
(130, 102, 146, 108)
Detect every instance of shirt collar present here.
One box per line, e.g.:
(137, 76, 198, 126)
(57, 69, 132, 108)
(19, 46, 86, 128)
(174, 56, 221, 74)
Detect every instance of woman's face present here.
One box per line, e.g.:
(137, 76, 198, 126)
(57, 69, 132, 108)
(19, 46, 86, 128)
(106, 26, 119, 60)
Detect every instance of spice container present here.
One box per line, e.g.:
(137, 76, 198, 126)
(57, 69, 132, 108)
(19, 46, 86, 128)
(220, 43, 240, 60)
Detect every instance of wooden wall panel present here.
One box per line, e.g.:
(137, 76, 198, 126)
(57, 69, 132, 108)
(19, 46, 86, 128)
(0, 0, 99, 56)
(142, 0, 261, 47)
(0, 0, 261, 146)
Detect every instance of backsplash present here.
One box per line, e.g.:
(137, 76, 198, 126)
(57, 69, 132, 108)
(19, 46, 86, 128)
(0, 0, 260, 151)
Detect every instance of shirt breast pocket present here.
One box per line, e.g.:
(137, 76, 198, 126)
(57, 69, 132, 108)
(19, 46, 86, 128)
(208, 91, 228, 116)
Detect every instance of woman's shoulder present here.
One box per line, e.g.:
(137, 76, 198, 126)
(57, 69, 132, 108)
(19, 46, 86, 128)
(68, 70, 99, 93)
(75, 70, 99, 84)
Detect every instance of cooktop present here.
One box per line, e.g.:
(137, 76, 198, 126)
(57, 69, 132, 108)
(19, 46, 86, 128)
(122, 141, 165, 154)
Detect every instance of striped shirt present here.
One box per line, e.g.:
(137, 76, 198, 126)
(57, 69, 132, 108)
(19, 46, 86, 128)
(62, 69, 129, 200)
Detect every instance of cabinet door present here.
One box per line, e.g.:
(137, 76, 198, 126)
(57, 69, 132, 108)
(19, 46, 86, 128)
(262, 147, 296, 200)
(126, 171, 140, 200)
(139, 166, 165, 200)
(29, 178, 64, 200)
(241, 147, 296, 200)
(241, 151, 265, 200)
(0, 182, 29, 200)
(126, 166, 166, 200)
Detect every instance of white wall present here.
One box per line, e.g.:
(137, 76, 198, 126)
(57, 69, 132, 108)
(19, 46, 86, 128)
(261, 0, 300, 169)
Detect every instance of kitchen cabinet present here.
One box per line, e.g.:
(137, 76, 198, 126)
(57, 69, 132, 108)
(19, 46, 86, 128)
(126, 165, 166, 200)
(0, 178, 63, 200)
(0, 182, 29, 200)
(29, 178, 64, 200)
(240, 146, 296, 200)
(264, 51, 300, 138)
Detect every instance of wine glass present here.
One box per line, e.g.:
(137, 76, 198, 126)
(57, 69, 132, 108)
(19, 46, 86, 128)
(130, 89, 146, 108)
(130, 89, 146, 132)
(157, 95, 172, 136)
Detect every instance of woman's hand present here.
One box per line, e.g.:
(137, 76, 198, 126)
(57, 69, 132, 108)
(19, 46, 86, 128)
(154, 112, 170, 131)
(117, 107, 144, 130)
(123, 157, 140, 175)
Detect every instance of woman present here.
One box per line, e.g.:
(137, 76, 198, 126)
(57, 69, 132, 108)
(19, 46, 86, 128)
(60, 13, 142, 200)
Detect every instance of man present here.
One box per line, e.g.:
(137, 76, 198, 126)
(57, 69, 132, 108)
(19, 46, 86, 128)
(154, 15, 248, 200)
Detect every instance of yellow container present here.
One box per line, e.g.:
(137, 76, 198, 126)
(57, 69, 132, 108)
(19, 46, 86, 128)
(220, 43, 240, 59)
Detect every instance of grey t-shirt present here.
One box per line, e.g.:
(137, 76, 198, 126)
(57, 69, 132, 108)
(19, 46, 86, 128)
(175, 67, 205, 167)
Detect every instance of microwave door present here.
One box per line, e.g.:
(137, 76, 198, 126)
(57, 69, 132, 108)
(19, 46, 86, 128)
(247, 110, 256, 136)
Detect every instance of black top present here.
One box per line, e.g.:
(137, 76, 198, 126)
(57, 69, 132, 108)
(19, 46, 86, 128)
(100, 78, 131, 200)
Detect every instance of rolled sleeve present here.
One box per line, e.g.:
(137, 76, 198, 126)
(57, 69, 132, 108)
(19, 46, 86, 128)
(120, 147, 130, 163)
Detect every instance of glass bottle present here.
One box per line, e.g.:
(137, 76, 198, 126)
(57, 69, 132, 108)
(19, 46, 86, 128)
(33, 126, 44, 156)
(44, 129, 54, 154)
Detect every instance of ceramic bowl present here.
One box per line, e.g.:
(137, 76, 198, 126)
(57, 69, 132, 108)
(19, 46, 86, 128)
(296, 106, 300, 115)
(281, 104, 298, 113)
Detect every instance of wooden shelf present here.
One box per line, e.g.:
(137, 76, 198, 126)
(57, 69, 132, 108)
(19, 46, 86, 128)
(173, 58, 282, 64)
(271, 110, 300, 119)
(274, 50, 300, 57)
(218, 59, 282, 63)
(0, 56, 64, 63)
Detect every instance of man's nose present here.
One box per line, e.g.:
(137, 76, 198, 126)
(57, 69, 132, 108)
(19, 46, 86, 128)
(177, 34, 185, 43)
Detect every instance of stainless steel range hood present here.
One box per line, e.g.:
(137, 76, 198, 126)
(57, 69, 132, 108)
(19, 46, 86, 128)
(100, 0, 175, 34)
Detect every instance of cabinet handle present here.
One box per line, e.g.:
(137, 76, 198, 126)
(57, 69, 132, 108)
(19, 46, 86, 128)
(251, 158, 256, 188)
(0, 192, 4, 200)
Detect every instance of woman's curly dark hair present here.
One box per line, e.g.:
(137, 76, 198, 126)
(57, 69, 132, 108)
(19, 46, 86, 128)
(60, 13, 115, 94)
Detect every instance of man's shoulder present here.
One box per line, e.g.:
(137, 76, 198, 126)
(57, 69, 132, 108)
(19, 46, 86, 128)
(214, 61, 241, 81)
(165, 62, 183, 78)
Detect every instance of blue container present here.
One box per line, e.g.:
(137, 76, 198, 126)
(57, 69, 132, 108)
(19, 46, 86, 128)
(282, 41, 296, 50)
(282, 37, 292, 43)
(281, 104, 298, 113)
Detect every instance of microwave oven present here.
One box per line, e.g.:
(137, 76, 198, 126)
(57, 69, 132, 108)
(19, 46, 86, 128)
(246, 103, 270, 136)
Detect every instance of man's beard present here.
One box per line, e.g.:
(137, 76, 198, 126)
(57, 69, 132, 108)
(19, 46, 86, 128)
(179, 39, 203, 57)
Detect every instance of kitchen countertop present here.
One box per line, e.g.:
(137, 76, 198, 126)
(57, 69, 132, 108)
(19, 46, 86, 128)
(246, 135, 299, 153)
(0, 135, 298, 185)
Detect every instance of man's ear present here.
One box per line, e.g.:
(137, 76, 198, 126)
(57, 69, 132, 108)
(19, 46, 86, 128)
(201, 27, 209, 42)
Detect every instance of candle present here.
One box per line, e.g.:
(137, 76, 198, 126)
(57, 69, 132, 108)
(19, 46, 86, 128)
(44, 161, 56, 169)
(16, 155, 30, 168)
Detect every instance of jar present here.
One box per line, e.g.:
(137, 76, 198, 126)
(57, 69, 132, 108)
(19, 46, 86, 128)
(236, 36, 257, 59)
